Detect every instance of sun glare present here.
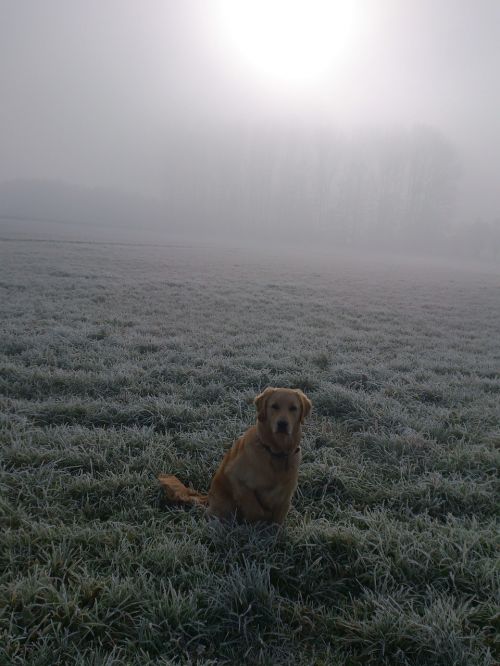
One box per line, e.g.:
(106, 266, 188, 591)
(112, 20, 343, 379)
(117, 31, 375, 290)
(218, 0, 361, 88)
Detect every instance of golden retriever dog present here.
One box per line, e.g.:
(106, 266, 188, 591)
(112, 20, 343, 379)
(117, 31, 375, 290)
(158, 387, 312, 525)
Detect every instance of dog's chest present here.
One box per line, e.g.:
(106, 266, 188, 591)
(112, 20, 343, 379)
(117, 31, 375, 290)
(258, 472, 298, 508)
(260, 485, 289, 507)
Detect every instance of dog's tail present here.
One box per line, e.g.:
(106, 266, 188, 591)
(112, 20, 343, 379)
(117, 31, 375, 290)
(158, 474, 208, 507)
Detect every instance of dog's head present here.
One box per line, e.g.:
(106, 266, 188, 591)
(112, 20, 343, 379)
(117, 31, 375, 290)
(254, 387, 312, 448)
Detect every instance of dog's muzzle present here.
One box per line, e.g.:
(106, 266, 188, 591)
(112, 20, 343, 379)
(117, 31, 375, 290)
(276, 420, 289, 434)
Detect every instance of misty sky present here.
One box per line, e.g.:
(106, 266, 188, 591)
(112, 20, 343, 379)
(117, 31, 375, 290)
(1, 0, 499, 222)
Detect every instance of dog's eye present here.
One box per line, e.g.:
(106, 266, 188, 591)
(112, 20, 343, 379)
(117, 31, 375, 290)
(271, 403, 279, 410)
(289, 405, 298, 412)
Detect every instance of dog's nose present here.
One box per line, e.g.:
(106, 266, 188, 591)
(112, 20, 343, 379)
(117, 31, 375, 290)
(277, 420, 289, 433)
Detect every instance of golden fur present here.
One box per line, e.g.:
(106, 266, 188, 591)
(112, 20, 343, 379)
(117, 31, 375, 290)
(158, 387, 312, 525)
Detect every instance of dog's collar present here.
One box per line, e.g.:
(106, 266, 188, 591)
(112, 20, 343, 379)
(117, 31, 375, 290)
(259, 440, 300, 460)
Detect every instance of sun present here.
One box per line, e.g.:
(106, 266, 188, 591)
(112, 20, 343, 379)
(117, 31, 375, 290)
(217, 0, 362, 88)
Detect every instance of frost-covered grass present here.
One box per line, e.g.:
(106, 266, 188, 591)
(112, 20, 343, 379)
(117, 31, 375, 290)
(1, 239, 499, 665)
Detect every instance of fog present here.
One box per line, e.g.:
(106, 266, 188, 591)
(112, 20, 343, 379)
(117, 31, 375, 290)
(1, 0, 500, 261)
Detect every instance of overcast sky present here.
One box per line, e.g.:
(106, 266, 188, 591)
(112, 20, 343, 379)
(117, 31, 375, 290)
(1, 0, 499, 221)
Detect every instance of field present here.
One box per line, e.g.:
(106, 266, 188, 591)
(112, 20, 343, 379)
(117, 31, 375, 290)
(0, 239, 499, 665)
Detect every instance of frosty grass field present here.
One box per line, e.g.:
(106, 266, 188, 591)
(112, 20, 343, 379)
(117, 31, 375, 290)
(0, 239, 499, 665)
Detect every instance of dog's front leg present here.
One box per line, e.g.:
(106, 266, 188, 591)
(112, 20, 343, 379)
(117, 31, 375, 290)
(233, 483, 272, 524)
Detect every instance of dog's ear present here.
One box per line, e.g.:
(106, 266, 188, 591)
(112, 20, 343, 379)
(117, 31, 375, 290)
(254, 387, 275, 422)
(295, 389, 312, 423)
